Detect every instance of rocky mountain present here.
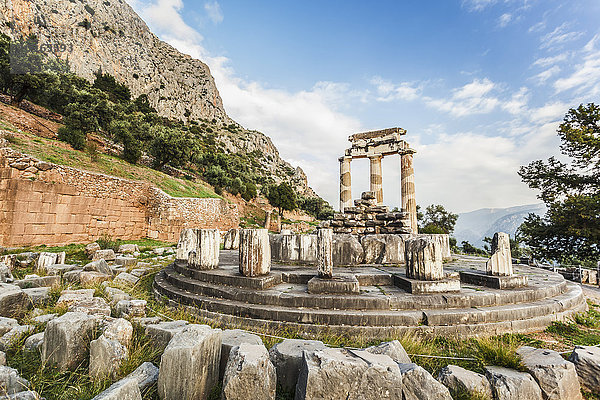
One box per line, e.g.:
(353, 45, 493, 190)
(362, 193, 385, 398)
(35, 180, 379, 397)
(0, 0, 317, 199)
(454, 203, 547, 247)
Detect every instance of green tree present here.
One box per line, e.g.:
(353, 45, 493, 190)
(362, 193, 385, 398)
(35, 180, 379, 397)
(266, 182, 297, 216)
(461, 241, 487, 256)
(149, 125, 194, 169)
(518, 103, 600, 263)
(93, 71, 131, 103)
(418, 204, 458, 234)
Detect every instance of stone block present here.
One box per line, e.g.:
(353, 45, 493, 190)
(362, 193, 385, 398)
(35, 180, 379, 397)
(118, 244, 139, 254)
(220, 329, 263, 379)
(366, 340, 411, 363)
(56, 289, 95, 308)
(394, 272, 460, 294)
(115, 300, 146, 318)
(222, 343, 276, 400)
(24, 332, 44, 353)
(269, 339, 326, 393)
(175, 229, 197, 262)
(158, 324, 222, 400)
(568, 345, 600, 393)
(0, 365, 30, 395)
(0, 262, 13, 283)
(14, 275, 60, 288)
(399, 363, 453, 400)
(79, 271, 112, 286)
(62, 269, 83, 283)
(295, 347, 404, 400)
(438, 365, 493, 399)
(104, 287, 131, 305)
(361, 235, 386, 264)
(0, 283, 31, 319)
(104, 318, 133, 347)
(115, 256, 137, 268)
(0, 317, 19, 336)
(91, 376, 142, 400)
(223, 229, 240, 250)
(486, 232, 513, 276)
(23, 287, 50, 306)
(485, 366, 543, 400)
(93, 249, 116, 262)
(460, 270, 528, 289)
(145, 320, 189, 349)
(85, 243, 101, 258)
(239, 229, 271, 277)
(36, 252, 65, 273)
(0, 325, 33, 352)
(307, 274, 359, 295)
(90, 335, 128, 380)
(332, 234, 364, 266)
(517, 346, 582, 400)
(68, 297, 111, 316)
(187, 229, 220, 270)
(83, 259, 113, 276)
(114, 272, 139, 286)
(405, 237, 443, 280)
(42, 312, 98, 371)
(0, 350, 4, 366)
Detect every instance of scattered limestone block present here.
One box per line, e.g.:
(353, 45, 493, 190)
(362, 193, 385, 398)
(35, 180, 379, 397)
(486, 232, 513, 276)
(45, 264, 79, 276)
(438, 364, 493, 399)
(9, 390, 44, 399)
(0, 325, 34, 351)
(32, 313, 57, 324)
(69, 297, 111, 316)
(0, 255, 18, 271)
(222, 343, 276, 400)
(86, 243, 101, 258)
(23, 287, 51, 307)
(158, 324, 222, 400)
(568, 345, 600, 394)
(404, 237, 443, 280)
(485, 366, 543, 400)
(118, 244, 140, 254)
(0, 365, 30, 395)
(130, 268, 151, 278)
(268, 339, 327, 393)
(90, 335, 128, 380)
(295, 347, 404, 400)
(0, 283, 31, 319)
(114, 272, 139, 286)
(398, 363, 454, 400)
(361, 235, 386, 264)
(42, 312, 97, 371)
(134, 316, 162, 327)
(104, 287, 131, 305)
(0, 317, 19, 336)
(56, 289, 95, 308)
(0, 351, 5, 366)
(115, 300, 147, 318)
(84, 259, 113, 276)
(93, 249, 116, 262)
(62, 269, 83, 283)
(79, 271, 112, 286)
(36, 252, 65, 273)
(365, 340, 411, 363)
(146, 320, 189, 349)
(23, 332, 44, 353)
(14, 275, 60, 288)
(220, 329, 263, 378)
(0, 262, 14, 283)
(91, 362, 159, 400)
(104, 318, 133, 347)
(115, 256, 138, 268)
(517, 346, 582, 400)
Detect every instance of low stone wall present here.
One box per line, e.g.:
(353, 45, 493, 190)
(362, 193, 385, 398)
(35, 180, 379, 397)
(0, 143, 239, 247)
(270, 233, 451, 266)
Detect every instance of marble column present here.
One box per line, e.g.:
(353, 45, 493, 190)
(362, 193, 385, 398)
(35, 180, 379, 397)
(339, 156, 352, 212)
(317, 229, 333, 279)
(401, 150, 418, 234)
(239, 229, 271, 277)
(188, 229, 220, 270)
(369, 155, 383, 205)
(405, 237, 443, 280)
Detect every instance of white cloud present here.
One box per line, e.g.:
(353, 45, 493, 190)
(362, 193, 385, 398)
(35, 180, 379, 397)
(501, 87, 529, 114)
(532, 65, 561, 84)
(204, 1, 223, 24)
(425, 78, 500, 117)
(498, 13, 512, 28)
(532, 53, 568, 67)
(553, 34, 600, 95)
(528, 20, 546, 33)
(370, 76, 421, 102)
(461, 0, 497, 12)
(529, 101, 570, 124)
(540, 23, 584, 50)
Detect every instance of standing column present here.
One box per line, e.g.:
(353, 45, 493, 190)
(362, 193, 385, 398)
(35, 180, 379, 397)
(369, 155, 383, 205)
(317, 229, 333, 279)
(339, 156, 352, 212)
(239, 229, 271, 277)
(401, 150, 418, 234)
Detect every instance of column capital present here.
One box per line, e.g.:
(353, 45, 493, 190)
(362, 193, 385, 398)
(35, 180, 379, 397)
(339, 155, 353, 162)
(368, 154, 383, 161)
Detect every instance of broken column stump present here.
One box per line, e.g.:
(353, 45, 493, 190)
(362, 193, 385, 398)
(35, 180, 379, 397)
(395, 237, 460, 294)
(317, 229, 333, 279)
(188, 229, 220, 270)
(239, 229, 271, 277)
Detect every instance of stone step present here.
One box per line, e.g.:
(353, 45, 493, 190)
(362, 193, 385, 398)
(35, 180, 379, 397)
(153, 279, 588, 340)
(163, 265, 569, 312)
(154, 270, 586, 329)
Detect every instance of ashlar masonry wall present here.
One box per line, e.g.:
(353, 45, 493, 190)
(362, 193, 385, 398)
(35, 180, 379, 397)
(0, 142, 239, 247)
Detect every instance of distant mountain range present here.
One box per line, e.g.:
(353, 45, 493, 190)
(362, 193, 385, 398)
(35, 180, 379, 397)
(453, 203, 547, 248)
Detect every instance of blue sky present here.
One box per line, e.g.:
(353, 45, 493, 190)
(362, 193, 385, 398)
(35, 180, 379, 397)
(128, 0, 600, 213)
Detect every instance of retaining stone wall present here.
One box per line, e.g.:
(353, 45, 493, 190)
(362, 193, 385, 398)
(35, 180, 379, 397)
(0, 143, 239, 247)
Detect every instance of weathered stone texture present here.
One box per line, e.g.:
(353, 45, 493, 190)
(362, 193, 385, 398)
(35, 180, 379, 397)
(437, 365, 492, 399)
(223, 229, 240, 250)
(399, 363, 452, 400)
(187, 229, 220, 270)
(332, 234, 364, 265)
(269, 339, 326, 393)
(220, 329, 263, 378)
(486, 232, 513, 276)
(366, 340, 411, 364)
(485, 366, 543, 400)
(41, 312, 97, 371)
(89, 335, 128, 380)
(239, 229, 271, 277)
(222, 343, 276, 400)
(316, 229, 333, 278)
(158, 324, 222, 400)
(405, 237, 443, 280)
(0, 283, 30, 318)
(568, 345, 600, 393)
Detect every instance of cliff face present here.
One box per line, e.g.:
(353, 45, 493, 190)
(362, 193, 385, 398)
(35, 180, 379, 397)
(0, 0, 228, 123)
(0, 0, 318, 199)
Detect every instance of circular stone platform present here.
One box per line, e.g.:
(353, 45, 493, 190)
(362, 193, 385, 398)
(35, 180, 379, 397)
(153, 252, 587, 339)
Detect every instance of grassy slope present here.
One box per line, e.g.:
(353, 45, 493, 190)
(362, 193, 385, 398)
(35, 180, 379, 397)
(0, 118, 219, 199)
